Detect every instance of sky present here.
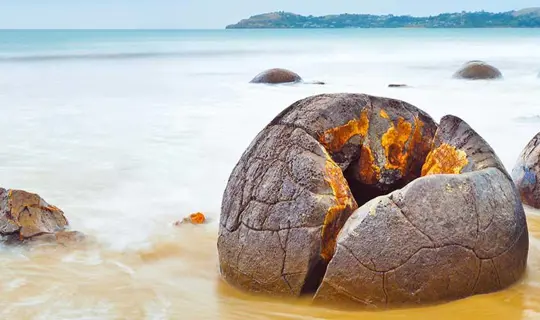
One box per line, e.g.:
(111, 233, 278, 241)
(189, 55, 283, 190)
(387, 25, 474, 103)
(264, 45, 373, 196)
(0, 0, 538, 29)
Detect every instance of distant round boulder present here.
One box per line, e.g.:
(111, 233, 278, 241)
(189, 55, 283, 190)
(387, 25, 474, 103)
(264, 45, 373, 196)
(513, 132, 540, 208)
(250, 68, 302, 84)
(218, 93, 528, 308)
(453, 61, 502, 80)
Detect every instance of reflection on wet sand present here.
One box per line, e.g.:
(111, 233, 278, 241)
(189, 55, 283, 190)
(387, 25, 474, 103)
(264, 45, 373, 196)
(1, 212, 540, 319)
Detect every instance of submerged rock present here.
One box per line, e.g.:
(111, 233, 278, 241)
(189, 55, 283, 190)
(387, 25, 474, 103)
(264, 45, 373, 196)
(31, 230, 86, 246)
(0, 188, 69, 241)
(54, 230, 85, 244)
(218, 93, 528, 308)
(453, 61, 502, 80)
(513, 132, 540, 208)
(250, 68, 302, 84)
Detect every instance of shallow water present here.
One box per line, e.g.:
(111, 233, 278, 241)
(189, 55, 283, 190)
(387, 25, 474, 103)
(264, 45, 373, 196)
(0, 29, 540, 319)
(1, 213, 540, 319)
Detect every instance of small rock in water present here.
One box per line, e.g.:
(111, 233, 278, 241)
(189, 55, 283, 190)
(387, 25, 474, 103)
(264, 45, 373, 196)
(388, 84, 409, 88)
(175, 212, 206, 226)
(0, 188, 70, 241)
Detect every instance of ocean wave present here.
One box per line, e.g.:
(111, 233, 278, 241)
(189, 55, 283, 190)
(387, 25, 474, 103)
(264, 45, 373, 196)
(0, 49, 266, 62)
(514, 115, 540, 123)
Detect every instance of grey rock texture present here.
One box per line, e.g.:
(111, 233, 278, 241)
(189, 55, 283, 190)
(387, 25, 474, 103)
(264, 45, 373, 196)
(513, 132, 540, 208)
(218, 94, 528, 308)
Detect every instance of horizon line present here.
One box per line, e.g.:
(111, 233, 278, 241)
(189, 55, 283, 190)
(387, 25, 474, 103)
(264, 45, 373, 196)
(1, 7, 539, 30)
(2, 27, 540, 31)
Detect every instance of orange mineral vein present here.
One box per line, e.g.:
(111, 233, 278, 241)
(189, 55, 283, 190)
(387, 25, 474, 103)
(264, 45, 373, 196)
(421, 143, 469, 176)
(319, 110, 369, 153)
(320, 157, 357, 262)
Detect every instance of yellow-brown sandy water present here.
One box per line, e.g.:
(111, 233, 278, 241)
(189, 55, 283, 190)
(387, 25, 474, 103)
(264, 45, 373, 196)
(1, 210, 540, 320)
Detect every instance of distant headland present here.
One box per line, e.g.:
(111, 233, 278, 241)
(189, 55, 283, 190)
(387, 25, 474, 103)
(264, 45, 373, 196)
(226, 8, 540, 29)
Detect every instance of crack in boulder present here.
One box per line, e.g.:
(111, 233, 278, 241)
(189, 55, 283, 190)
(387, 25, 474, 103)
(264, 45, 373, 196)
(218, 93, 529, 308)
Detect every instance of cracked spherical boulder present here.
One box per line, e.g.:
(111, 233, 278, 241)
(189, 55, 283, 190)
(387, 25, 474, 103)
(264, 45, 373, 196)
(218, 93, 528, 308)
(0, 188, 69, 241)
(512, 132, 540, 208)
(453, 61, 502, 80)
(250, 68, 302, 84)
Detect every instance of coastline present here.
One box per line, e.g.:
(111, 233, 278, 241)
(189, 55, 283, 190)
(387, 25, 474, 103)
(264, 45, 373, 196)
(225, 26, 531, 29)
(226, 9, 540, 29)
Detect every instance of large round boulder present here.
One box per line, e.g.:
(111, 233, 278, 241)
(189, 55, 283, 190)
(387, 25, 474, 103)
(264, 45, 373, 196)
(453, 61, 502, 80)
(512, 132, 540, 208)
(218, 93, 528, 308)
(250, 68, 302, 84)
(0, 188, 69, 241)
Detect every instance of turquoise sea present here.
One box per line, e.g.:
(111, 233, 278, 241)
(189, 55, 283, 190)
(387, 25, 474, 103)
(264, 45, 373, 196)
(1, 29, 540, 319)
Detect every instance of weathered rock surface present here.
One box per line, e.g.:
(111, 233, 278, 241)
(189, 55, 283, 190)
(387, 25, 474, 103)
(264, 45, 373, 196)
(513, 132, 540, 208)
(250, 68, 302, 84)
(0, 188, 69, 241)
(315, 115, 527, 307)
(218, 93, 528, 308)
(453, 61, 502, 80)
